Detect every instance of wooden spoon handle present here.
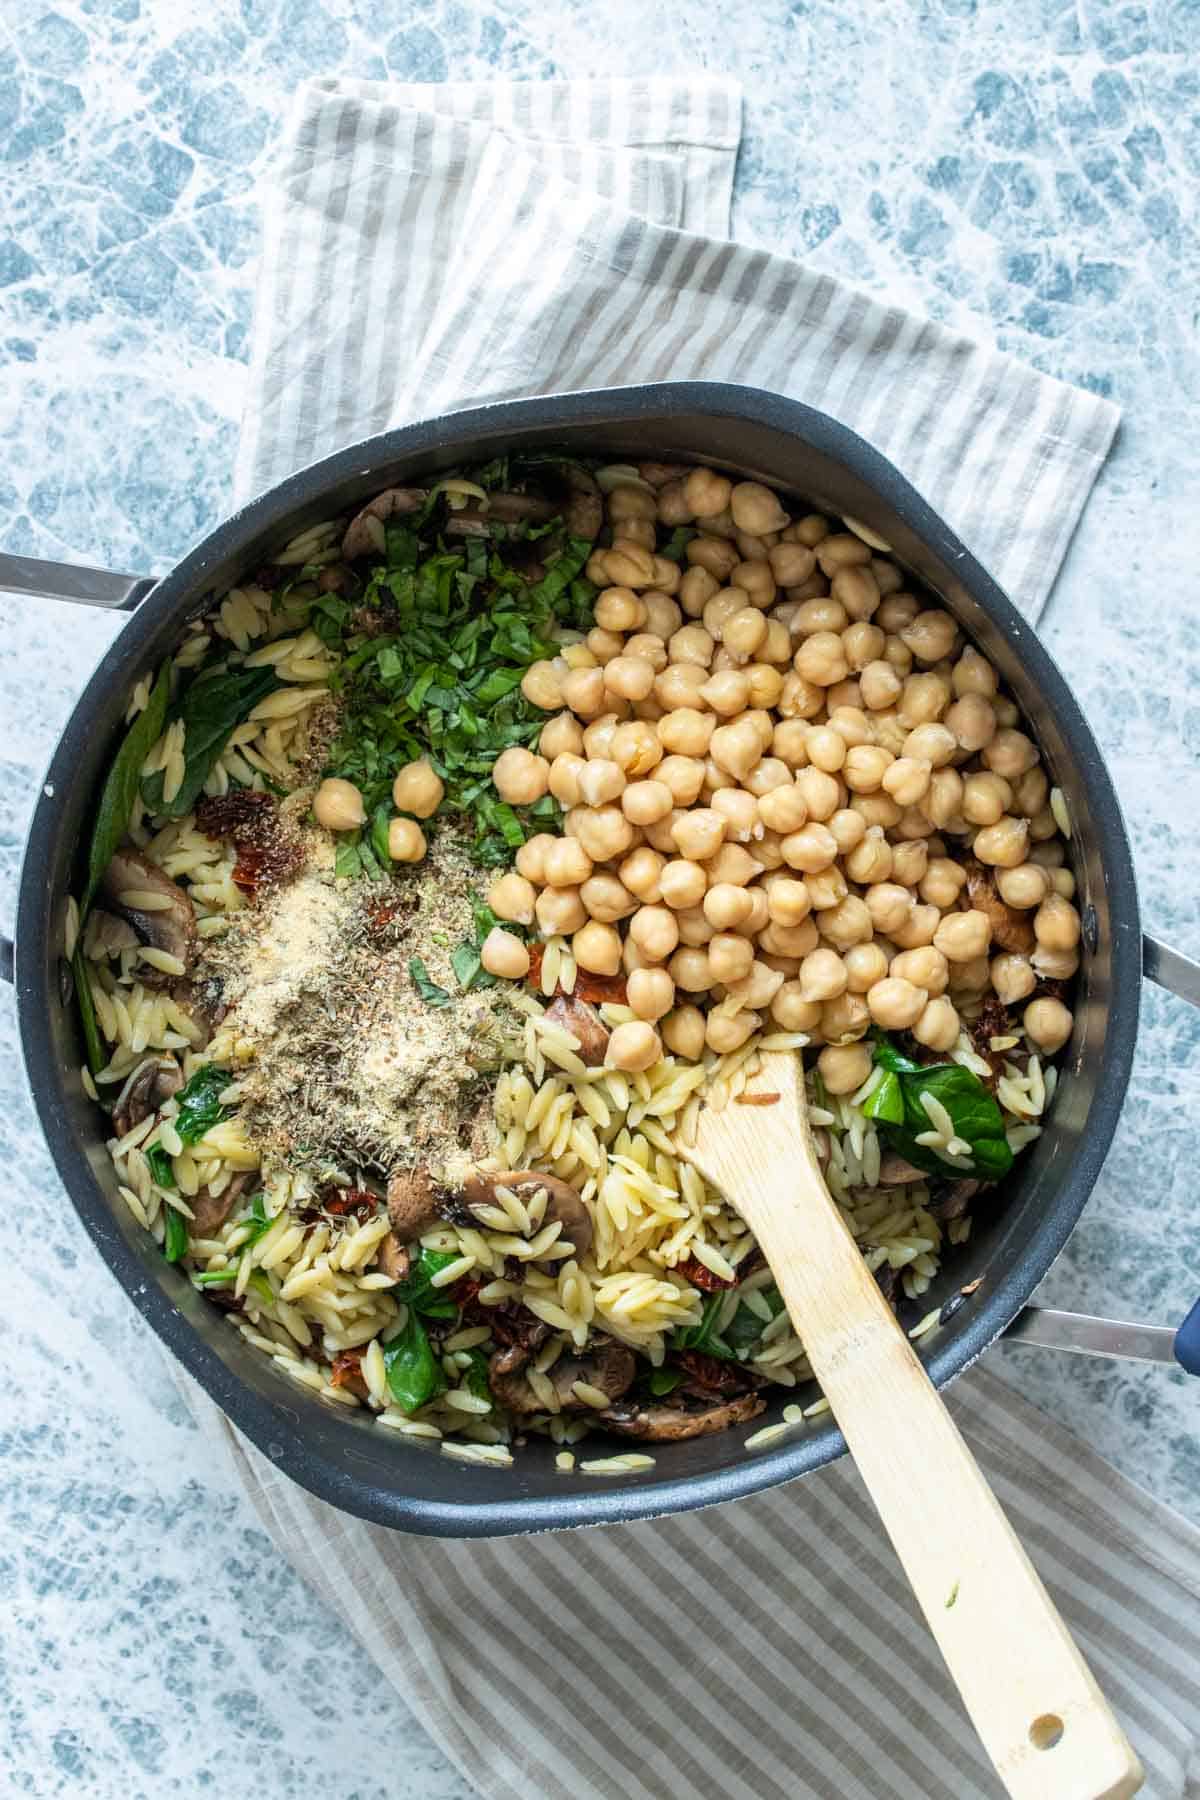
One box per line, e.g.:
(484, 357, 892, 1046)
(754, 1157, 1142, 1799)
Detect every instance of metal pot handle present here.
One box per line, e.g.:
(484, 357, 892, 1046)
(4, 548, 1197, 1372)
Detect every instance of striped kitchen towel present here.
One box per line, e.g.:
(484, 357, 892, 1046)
(178, 74, 1200, 1800)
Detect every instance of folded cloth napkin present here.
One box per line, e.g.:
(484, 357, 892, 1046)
(178, 74, 1200, 1800)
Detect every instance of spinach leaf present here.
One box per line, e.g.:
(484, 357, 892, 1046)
(383, 1309, 446, 1414)
(141, 665, 281, 818)
(865, 1036, 1013, 1181)
(462, 1349, 493, 1410)
(174, 1064, 230, 1146)
(334, 838, 363, 880)
(670, 1292, 735, 1359)
(648, 1365, 685, 1397)
(369, 800, 392, 868)
(72, 948, 107, 1078)
(392, 1246, 461, 1313)
(409, 956, 452, 1008)
(146, 1143, 176, 1189)
(83, 663, 171, 912)
(162, 1207, 189, 1263)
(723, 1286, 785, 1353)
(658, 526, 695, 563)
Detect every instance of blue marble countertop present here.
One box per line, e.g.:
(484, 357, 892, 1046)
(2, 4, 1197, 1796)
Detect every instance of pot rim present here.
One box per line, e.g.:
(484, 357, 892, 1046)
(15, 380, 1142, 1535)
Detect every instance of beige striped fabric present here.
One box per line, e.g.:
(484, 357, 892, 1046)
(185, 75, 1200, 1800)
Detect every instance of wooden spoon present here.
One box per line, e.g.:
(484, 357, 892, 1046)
(677, 1049, 1142, 1800)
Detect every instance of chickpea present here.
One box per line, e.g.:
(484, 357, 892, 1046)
(840, 743, 891, 794)
(549, 752, 586, 806)
(818, 894, 873, 949)
(840, 826, 890, 886)
(488, 871, 536, 926)
(769, 541, 816, 587)
(745, 756, 791, 798)
(788, 513, 828, 548)
(1024, 997, 1073, 1055)
(1032, 945, 1079, 981)
(794, 631, 849, 687)
(821, 812, 862, 859)
(693, 674, 745, 723)
(782, 822, 838, 873)
(624, 904, 677, 963)
(604, 655, 656, 703)
(561, 641, 599, 671)
(657, 708, 714, 759)
(1034, 893, 1081, 952)
(521, 658, 565, 710)
(739, 887, 772, 936)
(387, 817, 427, 863)
(794, 765, 841, 821)
(890, 840, 929, 888)
(651, 558, 683, 595)
(687, 534, 740, 582)
(852, 792, 903, 831)
(747, 659, 787, 704)
(540, 713, 585, 760)
(708, 933, 755, 984)
(624, 967, 674, 1024)
(684, 468, 732, 519)
(619, 778, 672, 827)
(605, 540, 657, 589)
(703, 882, 754, 931)
(567, 920, 619, 977)
(706, 842, 760, 888)
(983, 728, 1039, 780)
(1028, 804, 1059, 843)
(314, 777, 366, 832)
(730, 558, 777, 608)
(674, 905, 715, 947)
(757, 782, 808, 834)
(1013, 766, 1049, 818)
(760, 917, 818, 958)
(991, 953, 1037, 1005)
(618, 518, 657, 551)
(859, 659, 903, 711)
(535, 885, 587, 935)
(891, 945, 948, 996)
(842, 622, 886, 673)
(806, 864, 848, 910)
(387, 758, 445, 822)
(1050, 867, 1076, 899)
(658, 858, 708, 910)
(721, 607, 768, 662)
(933, 909, 991, 962)
(920, 856, 967, 910)
(729, 481, 788, 535)
(901, 609, 958, 663)
(594, 587, 647, 633)
(703, 588, 744, 640)
(582, 713, 623, 761)
(710, 719, 763, 781)
(705, 1007, 760, 1054)
(871, 557, 903, 596)
(880, 756, 931, 808)
(877, 593, 920, 634)
(643, 592, 683, 638)
(610, 720, 665, 776)
(947, 648, 998, 703)
(572, 805, 636, 863)
(726, 960, 786, 1011)
(765, 876, 812, 926)
(561, 666, 607, 719)
(944, 693, 996, 753)
(816, 532, 871, 578)
(773, 718, 811, 767)
(706, 794, 754, 852)
(866, 976, 926, 1030)
(656, 755, 706, 806)
(574, 761, 624, 811)
(820, 990, 871, 1044)
(587, 626, 625, 665)
(818, 1041, 874, 1095)
(543, 836, 594, 889)
(831, 564, 881, 623)
(619, 846, 665, 904)
(912, 995, 960, 1053)
(515, 833, 555, 884)
(669, 808, 724, 862)
(669, 623, 716, 668)
(900, 672, 951, 728)
(659, 1004, 704, 1060)
(478, 927, 531, 980)
(801, 725, 845, 774)
(994, 863, 1048, 911)
(655, 664, 709, 712)
(643, 810, 684, 853)
(865, 882, 913, 935)
(974, 815, 1030, 869)
(679, 565, 719, 618)
(844, 941, 889, 992)
(778, 670, 825, 720)
(898, 724, 953, 772)
(961, 770, 1011, 827)
(771, 981, 822, 1032)
(799, 947, 848, 1003)
(575, 874, 633, 925)
(668, 946, 712, 992)
(794, 596, 848, 636)
(608, 482, 657, 524)
(600, 1019, 660, 1073)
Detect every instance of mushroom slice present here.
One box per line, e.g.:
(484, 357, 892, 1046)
(558, 462, 603, 540)
(111, 1056, 183, 1139)
(489, 1339, 636, 1417)
(963, 858, 1036, 956)
(930, 1178, 982, 1222)
(459, 1169, 593, 1258)
(543, 995, 610, 1067)
(190, 1170, 254, 1238)
(375, 1232, 411, 1284)
(100, 849, 196, 972)
(638, 461, 692, 488)
(341, 487, 429, 560)
(386, 1166, 442, 1243)
(877, 1152, 928, 1186)
(600, 1391, 766, 1442)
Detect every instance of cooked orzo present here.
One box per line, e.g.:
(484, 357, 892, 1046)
(74, 455, 1078, 1464)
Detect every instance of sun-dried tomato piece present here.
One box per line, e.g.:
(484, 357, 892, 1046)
(675, 1351, 750, 1397)
(323, 1187, 379, 1220)
(676, 1253, 737, 1293)
(329, 1349, 369, 1399)
(524, 943, 627, 1005)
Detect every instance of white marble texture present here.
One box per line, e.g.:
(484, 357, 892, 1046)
(1, 2, 1197, 1796)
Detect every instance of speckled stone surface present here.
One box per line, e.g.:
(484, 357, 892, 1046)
(1, 4, 1198, 1796)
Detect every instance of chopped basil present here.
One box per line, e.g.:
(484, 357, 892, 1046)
(409, 956, 452, 1008)
(174, 1064, 230, 1146)
(864, 1034, 1013, 1181)
(392, 1245, 462, 1313)
(383, 1308, 446, 1414)
(670, 1292, 734, 1359)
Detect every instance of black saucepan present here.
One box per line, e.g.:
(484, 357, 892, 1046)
(6, 382, 1199, 1536)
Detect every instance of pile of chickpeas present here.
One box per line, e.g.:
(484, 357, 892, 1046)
(476, 464, 1080, 1088)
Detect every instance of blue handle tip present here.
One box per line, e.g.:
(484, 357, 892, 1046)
(1175, 1296, 1200, 1376)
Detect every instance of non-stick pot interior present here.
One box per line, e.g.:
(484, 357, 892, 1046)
(19, 385, 1140, 1534)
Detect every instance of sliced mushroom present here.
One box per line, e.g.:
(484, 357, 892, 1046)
(375, 1232, 411, 1284)
(638, 461, 692, 488)
(557, 462, 603, 540)
(929, 1178, 981, 1222)
(543, 995, 610, 1066)
(341, 487, 429, 560)
(386, 1165, 442, 1243)
(100, 849, 196, 972)
(190, 1169, 254, 1238)
(600, 1391, 766, 1442)
(489, 1338, 635, 1417)
(459, 1168, 592, 1258)
(111, 1056, 183, 1139)
(877, 1151, 928, 1186)
(964, 858, 1036, 955)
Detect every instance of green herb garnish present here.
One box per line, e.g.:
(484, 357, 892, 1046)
(670, 1292, 735, 1359)
(383, 1308, 446, 1414)
(83, 662, 171, 913)
(648, 1365, 685, 1397)
(174, 1064, 231, 1146)
(162, 1208, 189, 1263)
(392, 1246, 462, 1313)
(146, 1143, 176, 1189)
(462, 1348, 493, 1411)
(192, 1263, 274, 1305)
(141, 663, 282, 819)
(863, 1035, 1013, 1181)
(409, 956, 452, 1008)
(72, 948, 107, 1077)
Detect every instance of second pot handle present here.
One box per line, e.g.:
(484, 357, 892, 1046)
(0, 552, 155, 612)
